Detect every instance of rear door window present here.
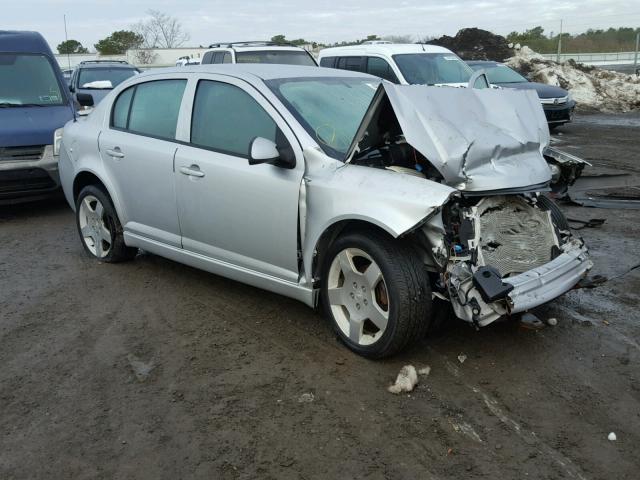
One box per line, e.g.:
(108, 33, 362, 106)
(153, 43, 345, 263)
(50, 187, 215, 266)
(190, 80, 283, 157)
(366, 57, 399, 83)
(111, 79, 187, 140)
(337, 56, 364, 72)
(319, 57, 336, 68)
(202, 51, 215, 64)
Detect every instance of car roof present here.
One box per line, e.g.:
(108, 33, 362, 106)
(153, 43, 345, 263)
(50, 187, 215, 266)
(137, 63, 375, 82)
(77, 61, 136, 69)
(0, 30, 53, 55)
(205, 45, 308, 53)
(319, 43, 454, 57)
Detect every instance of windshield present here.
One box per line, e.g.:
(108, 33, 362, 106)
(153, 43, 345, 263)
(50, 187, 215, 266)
(78, 67, 138, 89)
(236, 50, 316, 66)
(392, 53, 473, 85)
(0, 53, 65, 106)
(474, 64, 528, 84)
(267, 77, 379, 159)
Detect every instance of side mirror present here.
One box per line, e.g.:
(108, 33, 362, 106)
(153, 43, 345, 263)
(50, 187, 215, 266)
(76, 92, 94, 107)
(248, 137, 295, 168)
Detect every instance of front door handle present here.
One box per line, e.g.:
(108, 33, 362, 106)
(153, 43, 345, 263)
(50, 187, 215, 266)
(106, 147, 125, 158)
(179, 165, 205, 178)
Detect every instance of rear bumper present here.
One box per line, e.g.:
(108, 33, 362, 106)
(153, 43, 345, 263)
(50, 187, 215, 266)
(0, 145, 60, 204)
(504, 238, 592, 313)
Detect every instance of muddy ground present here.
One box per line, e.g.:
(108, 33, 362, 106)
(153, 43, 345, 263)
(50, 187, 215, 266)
(1, 114, 639, 480)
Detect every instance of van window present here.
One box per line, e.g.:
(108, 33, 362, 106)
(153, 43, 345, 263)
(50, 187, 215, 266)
(366, 57, 399, 83)
(191, 80, 281, 157)
(235, 50, 316, 66)
(337, 56, 364, 72)
(392, 53, 473, 85)
(114, 80, 186, 140)
(223, 53, 232, 63)
(0, 53, 65, 106)
(202, 51, 215, 64)
(319, 57, 336, 68)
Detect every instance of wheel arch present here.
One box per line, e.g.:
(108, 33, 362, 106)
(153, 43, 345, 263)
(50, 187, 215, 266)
(310, 217, 397, 292)
(72, 170, 124, 221)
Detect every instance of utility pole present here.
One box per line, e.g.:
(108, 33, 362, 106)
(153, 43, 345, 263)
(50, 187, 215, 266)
(556, 19, 563, 63)
(63, 14, 71, 70)
(634, 32, 639, 75)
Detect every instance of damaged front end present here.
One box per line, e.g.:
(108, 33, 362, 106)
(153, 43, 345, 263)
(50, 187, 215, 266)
(431, 195, 591, 326)
(344, 82, 593, 326)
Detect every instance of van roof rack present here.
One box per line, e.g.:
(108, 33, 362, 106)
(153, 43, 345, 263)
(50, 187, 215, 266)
(208, 41, 296, 48)
(79, 60, 130, 65)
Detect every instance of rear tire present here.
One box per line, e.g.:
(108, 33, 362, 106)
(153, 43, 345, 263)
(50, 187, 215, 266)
(75, 185, 137, 263)
(321, 230, 432, 358)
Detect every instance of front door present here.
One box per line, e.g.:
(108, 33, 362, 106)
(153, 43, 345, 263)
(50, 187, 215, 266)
(174, 76, 304, 282)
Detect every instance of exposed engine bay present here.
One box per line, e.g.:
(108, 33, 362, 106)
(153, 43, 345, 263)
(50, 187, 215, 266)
(345, 84, 592, 326)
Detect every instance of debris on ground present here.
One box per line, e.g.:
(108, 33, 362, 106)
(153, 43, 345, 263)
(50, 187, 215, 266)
(418, 366, 431, 376)
(608, 432, 617, 441)
(297, 392, 315, 403)
(506, 46, 640, 113)
(126, 354, 156, 381)
(457, 354, 467, 364)
(547, 317, 558, 326)
(388, 365, 418, 394)
(427, 28, 513, 62)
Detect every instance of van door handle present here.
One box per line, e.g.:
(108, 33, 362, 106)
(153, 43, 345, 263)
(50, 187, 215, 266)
(106, 147, 125, 158)
(179, 165, 205, 178)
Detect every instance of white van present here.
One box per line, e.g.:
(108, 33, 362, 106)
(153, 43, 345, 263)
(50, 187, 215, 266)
(318, 44, 474, 86)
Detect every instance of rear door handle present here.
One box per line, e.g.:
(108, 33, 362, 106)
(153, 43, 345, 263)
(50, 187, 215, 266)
(106, 147, 125, 158)
(179, 165, 205, 178)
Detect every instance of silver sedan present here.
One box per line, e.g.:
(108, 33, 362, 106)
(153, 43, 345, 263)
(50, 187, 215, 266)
(58, 64, 592, 357)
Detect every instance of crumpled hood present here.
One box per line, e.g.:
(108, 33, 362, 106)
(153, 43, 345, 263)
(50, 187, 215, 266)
(383, 84, 552, 192)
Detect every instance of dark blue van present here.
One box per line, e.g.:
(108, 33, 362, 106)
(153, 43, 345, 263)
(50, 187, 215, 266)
(0, 31, 75, 203)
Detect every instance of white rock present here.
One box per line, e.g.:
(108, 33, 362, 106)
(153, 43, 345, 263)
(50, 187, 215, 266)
(547, 317, 558, 326)
(418, 366, 431, 376)
(458, 354, 467, 364)
(608, 432, 617, 441)
(388, 365, 418, 394)
(297, 393, 315, 403)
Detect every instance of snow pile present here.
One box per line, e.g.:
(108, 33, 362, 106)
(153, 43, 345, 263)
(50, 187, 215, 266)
(506, 46, 640, 113)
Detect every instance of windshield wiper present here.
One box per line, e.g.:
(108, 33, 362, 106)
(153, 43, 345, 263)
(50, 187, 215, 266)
(0, 102, 46, 108)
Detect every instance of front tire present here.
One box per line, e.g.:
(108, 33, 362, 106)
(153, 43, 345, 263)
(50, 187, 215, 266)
(321, 230, 432, 358)
(75, 185, 137, 262)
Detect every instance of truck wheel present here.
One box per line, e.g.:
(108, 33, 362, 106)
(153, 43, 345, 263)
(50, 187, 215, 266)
(76, 185, 137, 263)
(321, 230, 432, 358)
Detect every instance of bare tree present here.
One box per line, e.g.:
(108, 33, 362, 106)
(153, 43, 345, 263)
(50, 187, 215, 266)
(134, 49, 157, 65)
(132, 10, 190, 49)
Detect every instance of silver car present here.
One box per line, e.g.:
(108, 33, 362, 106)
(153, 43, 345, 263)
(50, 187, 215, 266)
(58, 65, 592, 357)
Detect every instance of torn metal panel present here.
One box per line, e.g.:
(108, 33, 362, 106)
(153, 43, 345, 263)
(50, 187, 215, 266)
(568, 173, 640, 209)
(301, 146, 456, 284)
(382, 84, 552, 192)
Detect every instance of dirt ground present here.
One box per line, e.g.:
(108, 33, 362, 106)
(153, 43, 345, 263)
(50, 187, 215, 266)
(1, 114, 639, 480)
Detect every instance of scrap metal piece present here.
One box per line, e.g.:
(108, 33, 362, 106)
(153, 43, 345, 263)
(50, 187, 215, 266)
(568, 174, 640, 209)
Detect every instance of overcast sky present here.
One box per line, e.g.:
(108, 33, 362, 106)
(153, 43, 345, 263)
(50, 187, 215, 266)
(4, 0, 639, 51)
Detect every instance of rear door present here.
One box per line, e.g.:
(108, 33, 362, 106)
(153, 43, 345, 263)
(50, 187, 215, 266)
(173, 75, 304, 282)
(99, 76, 188, 247)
